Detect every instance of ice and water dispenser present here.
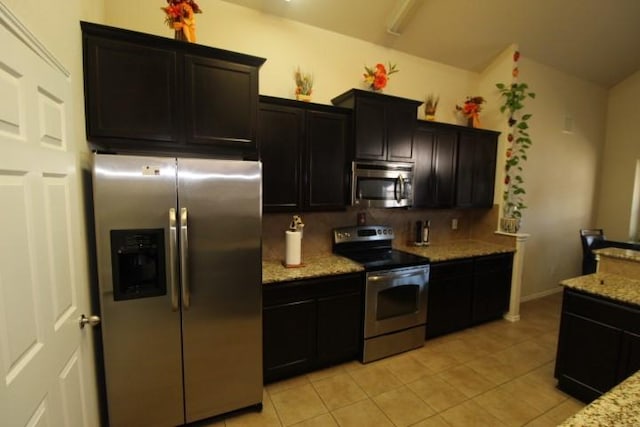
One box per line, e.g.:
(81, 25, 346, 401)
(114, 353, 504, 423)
(110, 229, 166, 301)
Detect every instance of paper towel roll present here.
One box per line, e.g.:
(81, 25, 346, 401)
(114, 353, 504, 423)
(285, 230, 302, 266)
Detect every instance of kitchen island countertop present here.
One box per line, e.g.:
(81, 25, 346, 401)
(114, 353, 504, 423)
(560, 272, 640, 306)
(559, 370, 640, 427)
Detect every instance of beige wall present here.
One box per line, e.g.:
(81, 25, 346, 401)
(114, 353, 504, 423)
(517, 59, 607, 298)
(596, 70, 640, 241)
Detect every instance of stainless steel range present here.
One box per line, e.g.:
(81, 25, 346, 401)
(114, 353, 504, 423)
(333, 225, 430, 363)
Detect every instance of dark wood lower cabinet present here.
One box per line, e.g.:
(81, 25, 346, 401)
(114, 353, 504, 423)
(426, 260, 473, 338)
(263, 299, 316, 382)
(426, 253, 513, 339)
(471, 254, 514, 324)
(263, 273, 362, 383)
(555, 288, 640, 403)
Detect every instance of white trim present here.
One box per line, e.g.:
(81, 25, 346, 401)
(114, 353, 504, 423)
(0, 1, 69, 77)
(520, 286, 563, 302)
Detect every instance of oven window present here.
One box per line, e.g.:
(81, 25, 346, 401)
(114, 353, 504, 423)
(376, 284, 419, 320)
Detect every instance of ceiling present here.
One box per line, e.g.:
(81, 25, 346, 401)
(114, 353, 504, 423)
(220, 0, 640, 88)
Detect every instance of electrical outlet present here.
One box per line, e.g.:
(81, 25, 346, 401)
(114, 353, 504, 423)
(451, 218, 458, 230)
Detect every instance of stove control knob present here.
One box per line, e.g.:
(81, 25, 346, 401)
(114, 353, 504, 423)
(377, 229, 382, 235)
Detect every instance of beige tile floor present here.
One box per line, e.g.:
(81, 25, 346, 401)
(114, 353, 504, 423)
(209, 292, 585, 426)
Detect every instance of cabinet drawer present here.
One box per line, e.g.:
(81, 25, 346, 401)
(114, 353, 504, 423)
(430, 259, 473, 280)
(474, 253, 514, 273)
(564, 289, 640, 332)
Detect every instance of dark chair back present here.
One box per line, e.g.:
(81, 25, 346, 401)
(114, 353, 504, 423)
(580, 229, 605, 274)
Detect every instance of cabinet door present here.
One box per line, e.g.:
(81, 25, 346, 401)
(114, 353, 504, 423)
(471, 254, 513, 324)
(432, 130, 458, 207)
(84, 36, 181, 145)
(413, 126, 436, 208)
(184, 55, 258, 150)
(317, 292, 362, 365)
(305, 110, 348, 210)
(413, 125, 457, 208)
(620, 331, 640, 380)
(426, 260, 474, 338)
(259, 103, 303, 211)
(354, 97, 386, 160)
(263, 299, 316, 383)
(386, 103, 416, 162)
(456, 131, 497, 208)
(556, 312, 622, 401)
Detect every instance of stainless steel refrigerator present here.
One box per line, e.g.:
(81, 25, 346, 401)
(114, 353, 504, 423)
(92, 153, 262, 426)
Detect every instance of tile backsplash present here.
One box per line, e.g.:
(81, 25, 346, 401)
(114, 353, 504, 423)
(262, 205, 505, 261)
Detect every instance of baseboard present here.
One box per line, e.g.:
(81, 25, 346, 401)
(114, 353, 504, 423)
(520, 286, 563, 302)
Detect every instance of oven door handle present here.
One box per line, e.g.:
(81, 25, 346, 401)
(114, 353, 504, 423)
(393, 175, 404, 203)
(368, 271, 423, 282)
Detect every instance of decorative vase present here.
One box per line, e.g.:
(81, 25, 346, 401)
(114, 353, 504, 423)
(425, 112, 436, 121)
(174, 30, 187, 41)
(296, 94, 312, 102)
(467, 117, 474, 127)
(500, 217, 521, 234)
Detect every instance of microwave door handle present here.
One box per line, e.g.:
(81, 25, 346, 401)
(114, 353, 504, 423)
(180, 207, 190, 309)
(395, 175, 403, 203)
(168, 208, 179, 311)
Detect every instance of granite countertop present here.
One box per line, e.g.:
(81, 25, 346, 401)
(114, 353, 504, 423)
(399, 240, 515, 263)
(559, 370, 640, 426)
(560, 272, 640, 306)
(594, 247, 640, 262)
(262, 254, 363, 284)
(263, 240, 514, 284)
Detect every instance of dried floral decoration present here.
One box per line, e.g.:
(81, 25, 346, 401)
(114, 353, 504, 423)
(162, 0, 202, 42)
(294, 67, 314, 96)
(363, 62, 398, 91)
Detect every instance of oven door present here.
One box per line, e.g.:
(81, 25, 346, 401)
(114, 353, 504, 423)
(364, 265, 429, 338)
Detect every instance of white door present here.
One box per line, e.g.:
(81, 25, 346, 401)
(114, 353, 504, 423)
(0, 7, 99, 427)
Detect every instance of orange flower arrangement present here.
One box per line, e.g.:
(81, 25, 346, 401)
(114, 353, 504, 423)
(161, 0, 202, 42)
(456, 96, 485, 127)
(363, 62, 399, 91)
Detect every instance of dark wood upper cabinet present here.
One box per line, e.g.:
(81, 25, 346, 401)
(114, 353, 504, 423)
(81, 21, 265, 158)
(413, 123, 458, 208)
(184, 55, 259, 147)
(331, 89, 422, 162)
(456, 129, 499, 208)
(259, 96, 350, 212)
(414, 120, 499, 209)
(259, 102, 303, 211)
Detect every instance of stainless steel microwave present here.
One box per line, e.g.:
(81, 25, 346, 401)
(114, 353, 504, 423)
(351, 161, 414, 208)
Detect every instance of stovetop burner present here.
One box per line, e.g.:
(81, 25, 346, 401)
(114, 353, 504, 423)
(333, 225, 429, 271)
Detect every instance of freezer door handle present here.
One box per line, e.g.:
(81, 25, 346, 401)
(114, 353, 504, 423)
(169, 208, 179, 311)
(180, 207, 190, 309)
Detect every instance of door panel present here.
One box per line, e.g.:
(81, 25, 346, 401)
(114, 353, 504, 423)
(93, 154, 184, 426)
(0, 13, 98, 427)
(178, 158, 262, 422)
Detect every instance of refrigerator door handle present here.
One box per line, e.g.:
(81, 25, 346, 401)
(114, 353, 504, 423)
(169, 208, 179, 311)
(180, 207, 190, 309)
